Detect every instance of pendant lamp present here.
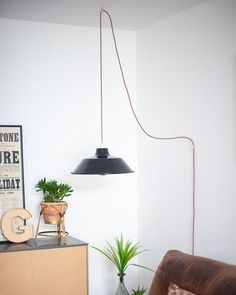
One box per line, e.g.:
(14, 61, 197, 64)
(72, 148, 133, 175)
(72, 9, 196, 254)
(72, 10, 133, 175)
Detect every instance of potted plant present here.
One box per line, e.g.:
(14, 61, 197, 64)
(35, 178, 73, 225)
(92, 234, 153, 295)
(131, 286, 147, 295)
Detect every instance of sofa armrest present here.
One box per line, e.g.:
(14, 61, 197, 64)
(149, 250, 236, 295)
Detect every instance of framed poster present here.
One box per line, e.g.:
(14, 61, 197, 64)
(0, 125, 25, 241)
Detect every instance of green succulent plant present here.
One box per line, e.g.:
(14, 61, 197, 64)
(131, 286, 147, 295)
(35, 178, 73, 202)
(92, 234, 153, 276)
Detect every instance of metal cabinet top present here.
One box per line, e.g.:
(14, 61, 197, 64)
(0, 236, 87, 253)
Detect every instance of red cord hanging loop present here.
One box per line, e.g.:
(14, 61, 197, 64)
(99, 9, 196, 255)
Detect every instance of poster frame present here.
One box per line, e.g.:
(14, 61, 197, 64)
(0, 125, 25, 242)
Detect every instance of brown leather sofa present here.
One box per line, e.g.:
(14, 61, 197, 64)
(149, 250, 236, 295)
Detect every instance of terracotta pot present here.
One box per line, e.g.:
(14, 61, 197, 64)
(40, 201, 68, 225)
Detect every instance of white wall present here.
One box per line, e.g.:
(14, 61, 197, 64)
(0, 18, 137, 295)
(137, 0, 236, 288)
(2, 0, 236, 292)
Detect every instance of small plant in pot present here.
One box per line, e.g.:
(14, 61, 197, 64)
(92, 234, 153, 295)
(35, 178, 73, 226)
(131, 286, 147, 295)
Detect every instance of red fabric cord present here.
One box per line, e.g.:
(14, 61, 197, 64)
(100, 9, 196, 255)
(100, 11, 104, 145)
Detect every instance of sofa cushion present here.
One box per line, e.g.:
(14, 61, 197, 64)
(168, 283, 195, 295)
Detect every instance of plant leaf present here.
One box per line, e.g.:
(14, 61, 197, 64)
(91, 234, 153, 275)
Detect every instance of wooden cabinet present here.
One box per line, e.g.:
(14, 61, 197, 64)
(0, 236, 88, 295)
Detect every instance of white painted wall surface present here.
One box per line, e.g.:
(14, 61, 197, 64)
(2, 0, 236, 292)
(137, 0, 236, 288)
(0, 18, 137, 295)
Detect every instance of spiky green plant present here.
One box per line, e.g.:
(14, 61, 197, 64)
(92, 234, 153, 276)
(35, 178, 73, 202)
(131, 286, 147, 295)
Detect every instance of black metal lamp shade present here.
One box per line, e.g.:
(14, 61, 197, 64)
(71, 148, 134, 175)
